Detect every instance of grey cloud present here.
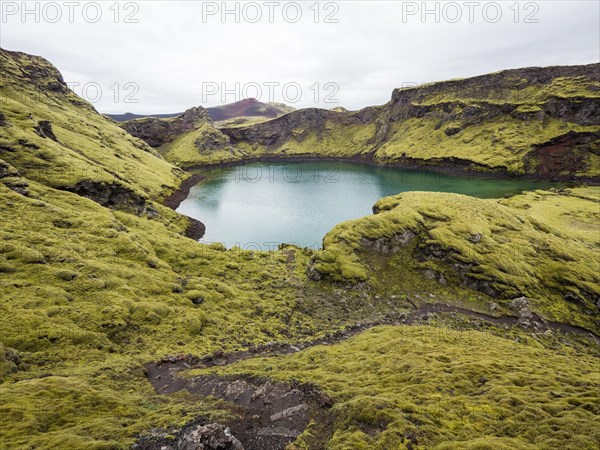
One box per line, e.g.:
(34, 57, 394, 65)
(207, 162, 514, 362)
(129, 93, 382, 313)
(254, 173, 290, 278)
(1, 1, 598, 113)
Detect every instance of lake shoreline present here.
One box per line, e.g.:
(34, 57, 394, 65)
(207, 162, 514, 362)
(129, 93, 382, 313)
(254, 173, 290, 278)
(179, 153, 600, 183)
(164, 154, 594, 213)
(167, 159, 572, 247)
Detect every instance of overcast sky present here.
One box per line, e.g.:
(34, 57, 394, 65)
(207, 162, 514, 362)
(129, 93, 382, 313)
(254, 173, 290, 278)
(1, 1, 598, 113)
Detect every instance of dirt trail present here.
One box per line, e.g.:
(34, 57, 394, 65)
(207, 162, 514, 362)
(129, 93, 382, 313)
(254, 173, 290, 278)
(141, 371, 332, 450)
(142, 302, 598, 450)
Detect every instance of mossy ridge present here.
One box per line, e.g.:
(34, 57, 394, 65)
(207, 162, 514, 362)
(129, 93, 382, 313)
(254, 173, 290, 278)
(0, 49, 184, 202)
(310, 190, 600, 330)
(374, 116, 599, 175)
(191, 325, 600, 450)
(159, 121, 241, 167)
(412, 74, 600, 106)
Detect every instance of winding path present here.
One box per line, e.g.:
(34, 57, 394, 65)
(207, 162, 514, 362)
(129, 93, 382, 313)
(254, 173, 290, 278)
(142, 302, 598, 450)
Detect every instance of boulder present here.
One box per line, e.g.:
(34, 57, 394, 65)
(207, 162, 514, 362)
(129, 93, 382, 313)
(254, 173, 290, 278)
(178, 423, 244, 450)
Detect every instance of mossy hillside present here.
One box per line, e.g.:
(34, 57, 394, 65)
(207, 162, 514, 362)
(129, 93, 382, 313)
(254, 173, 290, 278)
(374, 115, 599, 175)
(191, 325, 600, 450)
(0, 179, 287, 447)
(117, 63, 599, 178)
(0, 175, 410, 448)
(262, 122, 378, 158)
(160, 120, 377, 168)
(413, 74, 600, 106)
(159, 121, 240, 167)
(213, 115, 281, 128)
(2, 49, 599, 449)
(375, 72, 600, 175)
(310, 191, 599, 330)
(0, 49, 184, 201)
(499, 187, 600, 247)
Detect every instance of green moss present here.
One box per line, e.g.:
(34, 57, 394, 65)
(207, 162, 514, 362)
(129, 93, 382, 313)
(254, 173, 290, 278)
(0, 178, 381, 447)
(160, 122, 239, 167)
(192, 325, 600, 450)
(0, 50, 184, 201)
(1, 49, 598, 449)
(375, 116, 598, 174)
(311, 191, 599, 329)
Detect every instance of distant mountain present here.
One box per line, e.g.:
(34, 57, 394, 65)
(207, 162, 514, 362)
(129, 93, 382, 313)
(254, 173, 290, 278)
(105, 111, 181, 122)
(207, 98, 295, 121)
(106, 98, 294, 123)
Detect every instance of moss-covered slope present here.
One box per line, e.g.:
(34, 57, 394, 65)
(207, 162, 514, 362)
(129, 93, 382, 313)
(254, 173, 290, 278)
(195, 325, 600, 450)
(309, 189, 600, 331)
(0, 49, 185, 210)
(1, 49, 599, 449)
(0, 174, 353, 448)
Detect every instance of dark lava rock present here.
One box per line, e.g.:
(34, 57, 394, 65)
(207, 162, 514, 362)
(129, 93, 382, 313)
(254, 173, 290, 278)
(186, 217, 206, 240)
(178, 423, 244, 450)
(0, 160, 29, 195)
(134, 419, 244, 450)
(509, 297, 546, 329)
(444, 126, 462, 136)
(65, 181, 152, 216)
(34, 120, 58, 141)
(509, 296, 530, 312)
(145, 359, 333, 450)
(2, 178, 29, 196)
(360, 231, 415, 254)
(305, 257, 323, 281)
(469, 233, 483, 243)
(189, 295, 204, 305)
(121, 107, 220, 148)
(0, 160, 20, 179)
(1, 346, 22, 378)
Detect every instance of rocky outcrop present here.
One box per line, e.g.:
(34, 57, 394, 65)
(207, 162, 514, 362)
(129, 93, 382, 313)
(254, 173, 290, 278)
(120, 106, 234, 158)
(185, 217, 206, 240)
(0, 345, 21, 380)
(222, 106, 380, 150)
(2, 49, 70, 95)
(508, 297, 547, 329)
(360, 231, 416, 254)
(65, 181, 156, 216)
(34, 120, 58, 141)
(145, 363, 333, 450)
(134, 419, 244, 450)
(0, 159, 29, 195)
(524, 130, 600, 180)
(120, 107, 211, 148)
(0, 48, 183, 200)
(178, 424, 243, 450)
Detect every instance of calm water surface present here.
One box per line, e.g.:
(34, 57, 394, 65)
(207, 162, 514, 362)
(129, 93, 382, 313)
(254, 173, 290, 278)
(177, 162, 553, 248)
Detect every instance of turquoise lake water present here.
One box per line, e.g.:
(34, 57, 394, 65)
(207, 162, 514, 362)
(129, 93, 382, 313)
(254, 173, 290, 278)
(177, 162, 553, 249)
